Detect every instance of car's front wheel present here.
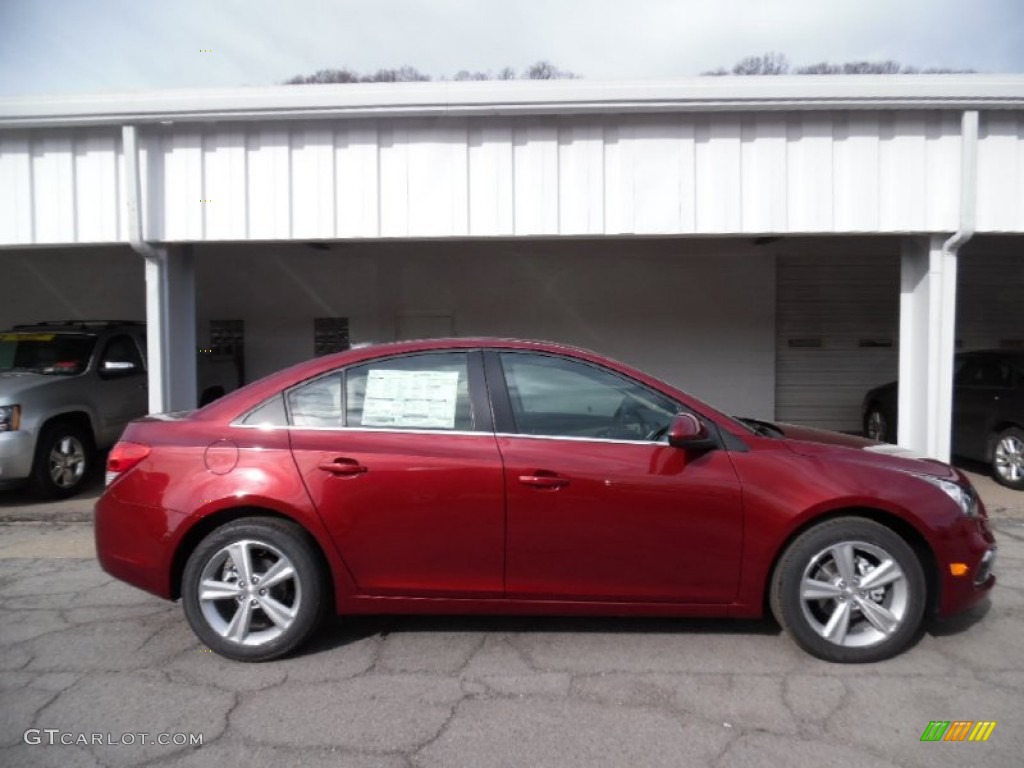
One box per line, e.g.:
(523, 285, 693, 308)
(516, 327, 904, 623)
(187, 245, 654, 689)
(771, 517, 926, 663)
(30, 421, 94, 498)
(992, 427, 1024, 491)
(182, 518, 326, 661)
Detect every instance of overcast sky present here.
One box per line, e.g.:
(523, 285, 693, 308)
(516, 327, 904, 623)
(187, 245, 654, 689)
(1, 0, 1022, 96)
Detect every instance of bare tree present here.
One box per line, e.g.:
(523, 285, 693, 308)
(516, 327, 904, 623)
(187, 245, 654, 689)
(360, 66, 431, 83)
(731, 52, 790, 76)
(524, 60, 572, 79)
(707, 54, 974, 77)
(285, 61, 577, 85)
(792, 62, 841, 75)
(285, 68, 361, 85)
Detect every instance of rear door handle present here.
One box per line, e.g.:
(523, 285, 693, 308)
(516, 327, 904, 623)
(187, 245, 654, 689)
(518, 471, 569, 489)
(318, 457, 368, 476)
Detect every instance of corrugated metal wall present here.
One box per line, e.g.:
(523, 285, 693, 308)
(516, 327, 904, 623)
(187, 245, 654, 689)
(10, 110, 1024, 247)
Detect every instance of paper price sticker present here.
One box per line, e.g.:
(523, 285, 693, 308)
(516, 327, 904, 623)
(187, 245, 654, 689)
(362, 369, 460, 429)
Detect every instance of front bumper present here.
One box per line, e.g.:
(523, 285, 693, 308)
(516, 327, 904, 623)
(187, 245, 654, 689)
(936, 515, 997, 617)
(0, 430, 35, 482)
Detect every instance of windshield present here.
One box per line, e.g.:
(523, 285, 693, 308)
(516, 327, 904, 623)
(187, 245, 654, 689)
(0, 332, 97, 376)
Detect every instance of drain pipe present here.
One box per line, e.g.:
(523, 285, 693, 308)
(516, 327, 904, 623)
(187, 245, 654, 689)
(944, 110, 979, 257)
(122, 124, 168, 414)
(930, 109, 979, 459)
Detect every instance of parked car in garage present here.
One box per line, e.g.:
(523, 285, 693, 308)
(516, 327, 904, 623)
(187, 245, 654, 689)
(0, 321, 238, 498)
(95, 338, 996, 664)
(863, 350, 1024, 490)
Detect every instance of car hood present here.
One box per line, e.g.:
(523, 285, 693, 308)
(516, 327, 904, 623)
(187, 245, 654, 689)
(772, 422, 959, 481)
(0, 371, 58, 401)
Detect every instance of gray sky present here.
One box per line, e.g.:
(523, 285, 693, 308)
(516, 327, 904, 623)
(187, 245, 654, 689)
(1, 0, 1022, 96)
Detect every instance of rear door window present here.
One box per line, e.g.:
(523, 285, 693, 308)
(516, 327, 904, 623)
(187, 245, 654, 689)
(345, 352, 473, 431)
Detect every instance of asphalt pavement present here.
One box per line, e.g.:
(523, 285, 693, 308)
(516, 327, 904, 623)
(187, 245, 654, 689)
(1, 468, 1023, 767)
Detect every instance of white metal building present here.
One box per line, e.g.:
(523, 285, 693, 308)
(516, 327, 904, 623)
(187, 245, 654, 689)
(2, 76, 1023, 461)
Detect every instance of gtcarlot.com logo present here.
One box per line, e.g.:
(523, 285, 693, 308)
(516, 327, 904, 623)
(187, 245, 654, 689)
(920, 721, 997, 742)
(24, 729, 203, 747)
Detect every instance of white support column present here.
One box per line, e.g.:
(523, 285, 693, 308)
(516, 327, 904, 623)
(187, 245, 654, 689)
(145, 245, 196, 413)
(898, 234, 958, 461)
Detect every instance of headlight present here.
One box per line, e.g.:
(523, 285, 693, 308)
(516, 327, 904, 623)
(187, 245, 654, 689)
(0, 404, 20, 432)
(917, 474, 979, 517)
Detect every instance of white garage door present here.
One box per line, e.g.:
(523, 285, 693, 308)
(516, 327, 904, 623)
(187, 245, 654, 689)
(775, 248, 900, 433)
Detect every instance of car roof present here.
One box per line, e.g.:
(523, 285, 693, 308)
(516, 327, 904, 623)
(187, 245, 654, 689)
(194, 336, 743, 434)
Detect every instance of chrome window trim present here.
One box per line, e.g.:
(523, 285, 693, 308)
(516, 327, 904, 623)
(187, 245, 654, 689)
(230, 423, 489, 438)
(494, 431, 666, 447)
(230, 422, 666, 446)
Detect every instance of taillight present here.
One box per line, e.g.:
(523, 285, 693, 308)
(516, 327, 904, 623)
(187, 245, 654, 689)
(105, 442, 151, 485)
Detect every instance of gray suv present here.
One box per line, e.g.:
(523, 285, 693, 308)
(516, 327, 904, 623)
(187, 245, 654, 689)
(0, 321, 238, 498)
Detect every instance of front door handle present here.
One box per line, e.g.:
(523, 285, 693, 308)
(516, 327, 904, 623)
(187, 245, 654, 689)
(518, 471, 569, 489)
(318, 457, 368, 476)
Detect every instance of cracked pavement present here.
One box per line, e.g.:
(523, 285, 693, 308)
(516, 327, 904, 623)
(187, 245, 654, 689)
(1, 510, 1023, 767)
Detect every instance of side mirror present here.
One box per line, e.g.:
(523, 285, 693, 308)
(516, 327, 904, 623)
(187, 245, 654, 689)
(100, 360, 139, 378)
(667, 413, 717, 451)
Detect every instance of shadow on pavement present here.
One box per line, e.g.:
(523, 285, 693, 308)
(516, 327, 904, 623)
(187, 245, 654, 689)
(289, 614, 783, 659)
(925, 597, 992, 638)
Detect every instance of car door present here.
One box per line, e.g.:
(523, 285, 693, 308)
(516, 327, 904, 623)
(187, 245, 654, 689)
(487, 350, 744, 604)
(953, 355, 1012, 460)
(287, 350, 507, 597)
(94, 333, 148, 444)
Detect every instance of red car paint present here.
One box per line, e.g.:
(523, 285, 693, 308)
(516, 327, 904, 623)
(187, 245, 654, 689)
(95, 338, 995, 622)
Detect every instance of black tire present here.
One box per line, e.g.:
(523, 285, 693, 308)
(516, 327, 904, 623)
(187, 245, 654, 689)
(30, 421, 94, 499)
(991, 426, 1024, 491)
(863, 405, 894, 443)
(770, 517, 926, 663)
(181, 517, 326, 661)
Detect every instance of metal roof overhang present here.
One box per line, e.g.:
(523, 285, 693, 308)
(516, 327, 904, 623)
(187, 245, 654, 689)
(2, 75, 1024, 129)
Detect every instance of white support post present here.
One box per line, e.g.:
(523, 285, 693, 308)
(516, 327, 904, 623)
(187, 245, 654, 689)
(897, 235, 959, 461)
(145, 245, 196, 413)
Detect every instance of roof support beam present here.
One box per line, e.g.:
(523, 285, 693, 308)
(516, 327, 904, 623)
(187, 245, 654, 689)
(898, 234, 959, 461)
(144, 245, 196, 413)
(123, 123, 196, 413)
(896, 110, 978, 461)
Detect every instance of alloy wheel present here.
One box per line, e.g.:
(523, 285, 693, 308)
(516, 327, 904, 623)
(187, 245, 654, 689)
(865, 411, 887, 442)
(994, 435, 1024, 484)
(799, 540, 909, 648)
(49, 436, 86, 489)
(197, 539, 302, 647)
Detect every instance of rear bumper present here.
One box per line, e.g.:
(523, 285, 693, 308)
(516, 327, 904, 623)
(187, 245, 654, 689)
(94, 489, 176, 600)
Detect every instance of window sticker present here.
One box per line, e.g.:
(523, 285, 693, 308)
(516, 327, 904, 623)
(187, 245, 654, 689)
(362, 369, 460, 429)
(0, 333, 56, 342)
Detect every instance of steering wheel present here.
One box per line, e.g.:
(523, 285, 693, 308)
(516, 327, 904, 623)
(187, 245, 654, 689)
(613, 397, 660, 439)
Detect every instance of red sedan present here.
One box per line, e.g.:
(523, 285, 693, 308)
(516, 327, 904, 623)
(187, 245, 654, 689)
(95, 339, 996, 663)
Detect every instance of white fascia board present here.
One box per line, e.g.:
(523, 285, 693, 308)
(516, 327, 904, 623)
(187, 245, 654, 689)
(2, 76, 1024, 129)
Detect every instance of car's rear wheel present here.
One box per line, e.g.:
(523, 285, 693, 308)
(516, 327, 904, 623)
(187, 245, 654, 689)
(771, 517, 925, 663)
(182, 518, 326, 661)
(30, 421, 94, 499)
(992, 427, 1024, 490)
(864, 406, 894, 443)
